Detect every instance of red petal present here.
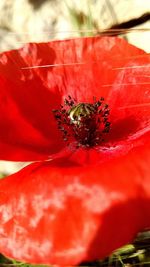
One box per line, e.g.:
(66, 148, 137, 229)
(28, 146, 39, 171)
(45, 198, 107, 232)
(0, 46, 66, 161)
(0, 36, 149, 160)
(34, 36, 149, 102)
(0, 138, 149, 266)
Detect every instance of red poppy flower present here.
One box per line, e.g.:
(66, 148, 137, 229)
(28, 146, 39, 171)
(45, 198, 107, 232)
(0, 36, 149, 266)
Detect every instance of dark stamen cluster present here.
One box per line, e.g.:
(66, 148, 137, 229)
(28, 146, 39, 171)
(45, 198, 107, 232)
(52, 96, 110, 148)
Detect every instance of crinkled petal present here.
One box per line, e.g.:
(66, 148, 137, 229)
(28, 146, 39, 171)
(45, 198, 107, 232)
(33, 36, 150, 104)
(0, 138, 149, 266)
(0, 36, 149, 161)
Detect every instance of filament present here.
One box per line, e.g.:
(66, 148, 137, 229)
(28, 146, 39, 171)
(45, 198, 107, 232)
(21, 58, 150, 70)
(101, 82, 150, 87)
(113, 65, 150, 70)
(21, 62, 86, 69)
(6, 28, 150, 36)
(118, 103, 150, 110)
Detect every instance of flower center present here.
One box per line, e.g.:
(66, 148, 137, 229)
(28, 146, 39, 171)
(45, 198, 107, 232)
(53, 96, 110, 148)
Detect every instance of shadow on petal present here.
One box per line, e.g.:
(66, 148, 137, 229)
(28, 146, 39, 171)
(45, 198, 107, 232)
(83, 197, 149, 264)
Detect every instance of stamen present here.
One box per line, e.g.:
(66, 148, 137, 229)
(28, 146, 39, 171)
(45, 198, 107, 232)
(52, 96, 110, 148)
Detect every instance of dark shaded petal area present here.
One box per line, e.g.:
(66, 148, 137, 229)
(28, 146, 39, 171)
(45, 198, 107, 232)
(0, 36, 149, 161)
(0, 135, 149, 266)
